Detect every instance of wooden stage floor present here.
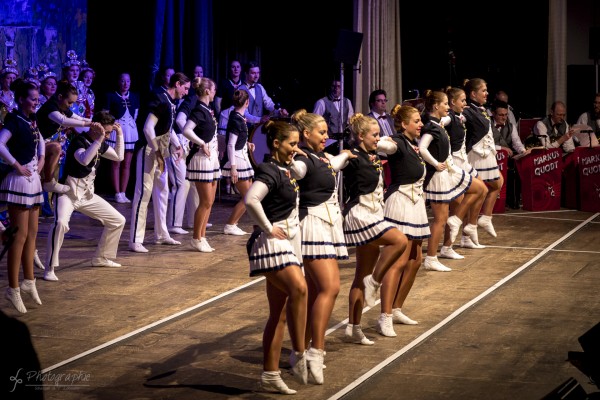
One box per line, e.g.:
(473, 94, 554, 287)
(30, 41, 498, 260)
(1, 193, 599, 399)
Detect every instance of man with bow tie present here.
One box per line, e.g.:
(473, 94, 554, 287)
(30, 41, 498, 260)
(486, 90, 518, 127)
(491, 100, 528, 209)
(491, 100, 527, 158)
(367, 89, 395, 138)
(533, 101, 576, 154)
(237, 61, 287, 130)
(313, 79, 354, 153)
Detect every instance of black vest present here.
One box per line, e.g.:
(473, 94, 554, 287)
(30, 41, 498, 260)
(384, 133, 426, 201)
(342, 147, 382, 213)
(297, 145, 337, 208)
(225, 111, 248, 151)
(61, 133, 110, 181)
(492, 121, 515, 150)
(446, 110, 466, 153)
(421, 118, 450, 188)
(463, 99, 491, 153)
(539, 116, 567, 142)
(253, 159, 299, 222)
(189, 101, 217, 143)
(36, 96, 74, 139)
(321, 96, 351, 134)
(3, 112, 39, 165)
(104, 91, 140, 120)
(584, 111, 600, 136)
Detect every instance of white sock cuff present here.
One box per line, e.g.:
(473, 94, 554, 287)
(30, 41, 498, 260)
(262, 370, 280, 377)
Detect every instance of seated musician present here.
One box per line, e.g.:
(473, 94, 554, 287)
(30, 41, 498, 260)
(491, 100, 529, 209)
(575, 93, 600, 147)
(533, 101, 576, 155)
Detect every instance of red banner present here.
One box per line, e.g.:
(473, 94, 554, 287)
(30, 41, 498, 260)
(492, 149, 508, 213)
(516, 148, 563, 211)
(575, 147, 600, 212)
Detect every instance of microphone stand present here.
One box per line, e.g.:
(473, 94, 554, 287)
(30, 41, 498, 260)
(338, 62, 345, 205)
(588, 131, 593, 149)
(336, 61, 362, 205)
(578, 129, 594, 149)
(448, 51, 457, 87)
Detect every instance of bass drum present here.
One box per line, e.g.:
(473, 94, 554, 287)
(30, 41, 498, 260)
(248, 123, 271, 169)
(248, 118, 291, 168)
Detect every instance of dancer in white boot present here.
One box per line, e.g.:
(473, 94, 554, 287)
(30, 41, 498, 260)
(341, 113, 407, 343)
(45, 112, 125, 281)
(103, 72, 140, 204)
(379, 104, 431, 337)
(440, 87, 489, 256)
(0, 79, 44, 313)
(291, 110, 353, 385)
(182, 78, 220, 252)
(0, 205, 44, 270)
(221, 89, 253, 236)
(419, 90, 472, 272)
(245, 120, 308, 394)
(463, 78, 504, 240)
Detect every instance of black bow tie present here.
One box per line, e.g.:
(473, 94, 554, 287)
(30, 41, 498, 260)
(496, 124, 503, 129)
(247, 84, 255, 89)
(378, 115, 387, 120)
(332, 98, 340, 102)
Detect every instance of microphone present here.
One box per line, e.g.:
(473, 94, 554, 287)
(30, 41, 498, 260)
(572, 124, 596, 148)
(537, 133, 549, 149)
(448, 51, 456, 64)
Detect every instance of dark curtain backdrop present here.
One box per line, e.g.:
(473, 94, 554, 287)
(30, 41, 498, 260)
(88, 0, 353, 114)
(87, 0, 212, 195)
(212, 1, 353, 114)
(399, 0, 549, 119)
(154, 0, 213, 82)
(88, 0, 212, 101)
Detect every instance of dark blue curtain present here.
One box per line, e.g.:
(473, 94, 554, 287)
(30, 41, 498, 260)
(151, 0, 212, 86)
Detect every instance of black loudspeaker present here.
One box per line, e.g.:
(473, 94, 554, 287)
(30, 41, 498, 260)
(589, 27, 600, 60)
(333, 29, 363, 66)
(541, 377, 588, 400)
(578, 321, 600, 358)
(567, 65, 595, 123)
(567, 321, 600, 392)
